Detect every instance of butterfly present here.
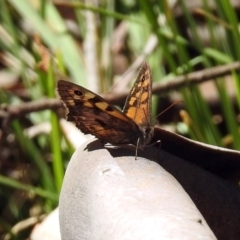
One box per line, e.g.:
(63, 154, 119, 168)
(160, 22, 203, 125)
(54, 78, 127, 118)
(57, 62, 154, 157)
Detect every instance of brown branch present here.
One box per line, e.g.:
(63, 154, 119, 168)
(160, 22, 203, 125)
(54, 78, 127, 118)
(104, 61, 240, 104)
(152, 61, 240, 94)
(0, 98, 62, 128)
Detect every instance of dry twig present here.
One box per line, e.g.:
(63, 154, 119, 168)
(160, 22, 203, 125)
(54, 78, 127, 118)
(1, 61, 239, 127)
(0, 99, 62, 128)
(105, 61, 240, 104)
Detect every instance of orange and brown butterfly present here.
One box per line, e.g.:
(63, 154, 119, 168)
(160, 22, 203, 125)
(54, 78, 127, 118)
(57, 62, 154, 153)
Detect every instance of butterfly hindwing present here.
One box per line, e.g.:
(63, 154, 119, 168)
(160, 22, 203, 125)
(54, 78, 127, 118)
(57, 80, 142, 145)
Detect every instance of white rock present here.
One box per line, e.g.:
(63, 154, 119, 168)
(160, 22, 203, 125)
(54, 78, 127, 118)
(59, 139, 216, 240)
(31, 208, 61, 240)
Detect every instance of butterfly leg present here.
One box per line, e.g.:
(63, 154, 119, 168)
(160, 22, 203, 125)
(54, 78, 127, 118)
(146, 140, 161, 148)
(135, 138, 141, 160)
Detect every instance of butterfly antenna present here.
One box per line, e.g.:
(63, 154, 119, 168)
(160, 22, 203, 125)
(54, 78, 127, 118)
(135, 138, 140, 160)
(151, 100, 183, 124)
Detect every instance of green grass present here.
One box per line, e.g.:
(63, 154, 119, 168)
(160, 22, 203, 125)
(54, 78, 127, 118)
(0, 0, 240, 238)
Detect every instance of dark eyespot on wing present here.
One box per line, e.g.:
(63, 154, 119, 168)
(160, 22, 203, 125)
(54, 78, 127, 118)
(74, 90, 83, 96)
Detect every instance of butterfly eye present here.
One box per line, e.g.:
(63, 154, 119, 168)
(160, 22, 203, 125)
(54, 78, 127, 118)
(74, 90, 83, 96)
(141, 76, 145, 81)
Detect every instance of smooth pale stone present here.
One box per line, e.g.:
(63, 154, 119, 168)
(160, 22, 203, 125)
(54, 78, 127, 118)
(31, 208, 61, 240)
(59, 139, 216, 240)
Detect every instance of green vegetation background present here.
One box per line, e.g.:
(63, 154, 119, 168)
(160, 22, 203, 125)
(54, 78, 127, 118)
(0, 0, 240, 238)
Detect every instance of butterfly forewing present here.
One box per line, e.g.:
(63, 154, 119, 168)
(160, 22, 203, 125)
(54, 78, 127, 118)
(123, 62, 152, 127)
(57, 80, 143, 145)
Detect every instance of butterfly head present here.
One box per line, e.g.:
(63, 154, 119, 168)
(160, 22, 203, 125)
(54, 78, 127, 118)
(138, 125, 154, 148)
